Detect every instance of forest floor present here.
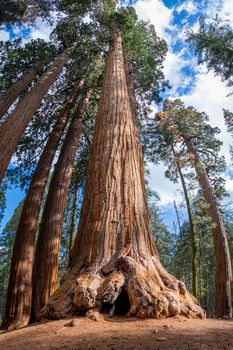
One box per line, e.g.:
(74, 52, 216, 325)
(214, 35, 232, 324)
(0, 316, 233, 350)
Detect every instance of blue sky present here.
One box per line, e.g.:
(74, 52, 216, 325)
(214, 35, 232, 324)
(0, 0, 233, 232)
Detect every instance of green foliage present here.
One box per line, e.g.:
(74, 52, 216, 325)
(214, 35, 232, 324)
(171, 222, 193, 290)
(187, 17, 233, 88)
(146, 188, 175, 270)
(123, 18, 169, 105)
(0, 0, 54, 25)
(0, 186, 6, 226)
(0, 38, 57, 94)
(57, 0, 102, 17)
(223, 109, 233, 159)
(144, 98, 227, 199)
(223, 109, 233, 135)
(0, 201, 23, 318)
(0, 0, 27, 24)
(99, 6, 169, 105)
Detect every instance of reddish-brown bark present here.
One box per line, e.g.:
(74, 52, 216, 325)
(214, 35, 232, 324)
(185, 138, 232, 318)
(68, 176, 79, 265)
(0, 63, 44, 120)
(0, 47, 73, 183)
(32, 92, 90, 321)
(42, 35, 204, 321)
(2, 80, 83, 331)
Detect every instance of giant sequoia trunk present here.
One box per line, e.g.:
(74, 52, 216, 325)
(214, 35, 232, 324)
(0, 47, 73, 183)
(185, 138, 232, 318)
(32, 93, 90, 321)
(1, 80, 83, 331)
(68, 176, 79, 265)
(0, 62, 45, 120)
(42, 34, 204, 321)
(172, 147, 198, 298)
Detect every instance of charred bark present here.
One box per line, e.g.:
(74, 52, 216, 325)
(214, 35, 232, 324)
(32, 92, 90, 321)
(185, 138, 232, 318)
(42, 34, 205, 321)
(1, 80, 83, 330)
(0, 62, 45, 120)
(0, 47, 73, 183)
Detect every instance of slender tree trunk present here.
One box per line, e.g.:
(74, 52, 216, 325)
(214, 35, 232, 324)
(0, 62, 45, 120)
(0, 47, 73, 184)
(32, 92, 90, 321)
(172, 147, 198, 298)
(1, 80, 83, 330)
(42, 34, 204, 321)
(173, 200, 182, 235)
(68, 176, 79, 265)
(185, 138, 232, 318)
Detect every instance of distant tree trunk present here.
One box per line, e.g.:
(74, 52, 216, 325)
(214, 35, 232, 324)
(0, 47, 73, 184)
(42, 34, 204, 321)
(0, 62, 45, 120)
(1, 80, 83, 331)
(173, 200, 182, 235)
(68, 176, 79, 265)
(172, 147, 198, 298)
(185, 138, 232, 318)
(32, 92, 90, 321)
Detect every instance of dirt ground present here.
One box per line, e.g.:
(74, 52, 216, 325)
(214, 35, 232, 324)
(0, 316, 233, 350)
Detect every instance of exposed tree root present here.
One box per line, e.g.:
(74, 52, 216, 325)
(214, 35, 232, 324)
(41, 255, 205, 320)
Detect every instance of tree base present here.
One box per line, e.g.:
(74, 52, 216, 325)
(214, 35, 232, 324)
(41, 255, 205, 320)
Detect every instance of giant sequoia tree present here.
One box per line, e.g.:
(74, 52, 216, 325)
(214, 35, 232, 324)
(41, 34, 204, 320)
(157, 99, 232, 318)
(0, 46, 73, 183)
(2, 80, 84, 330)
(32, 90, 90, 321)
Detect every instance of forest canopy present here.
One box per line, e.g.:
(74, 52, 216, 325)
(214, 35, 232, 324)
(0, 0, 233, 335)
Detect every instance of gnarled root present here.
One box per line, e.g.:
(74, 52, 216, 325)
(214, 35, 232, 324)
(42, 255, 205, 320)
(118, 256, 205, 319)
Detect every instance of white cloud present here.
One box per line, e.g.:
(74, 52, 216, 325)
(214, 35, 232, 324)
(146, 163, 183, 205)
(10, 12, 58, 44)
(204, 0, 223, 18)
(221, 0, 233, 25)
(133, 0, 233, 208)
(29, 21, 53, 41)
(163, 51, 196, 96)
(0, 29, 10, 41)
(133, 0, 175, 43)
(225, 175, 233, 193)
(180, 69, 233, 163)
(176, 0, 198, 15)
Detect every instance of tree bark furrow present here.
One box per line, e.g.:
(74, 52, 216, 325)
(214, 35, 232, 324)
(42, 34, 205, 321)
(185, 138, 232, 318)
(0, 62, 45, 120)
(2, 79, 83, 330)
(0, 47, 73, 183)
(32, 91, 90, 320)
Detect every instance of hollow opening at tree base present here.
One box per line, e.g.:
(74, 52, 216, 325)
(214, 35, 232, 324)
(100, 288, 131, 317)
(114, 288, 131, 316)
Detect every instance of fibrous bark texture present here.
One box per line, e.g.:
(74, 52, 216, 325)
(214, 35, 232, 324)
(1, 80, 83, 331)
(32, 92, 90, 321)
(68, 176, 79, 265)
(0, 62, 44, 120)
(185, 138, 232, 318)
(0, 47, 73, 183)
(42, 34, 205, 321)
